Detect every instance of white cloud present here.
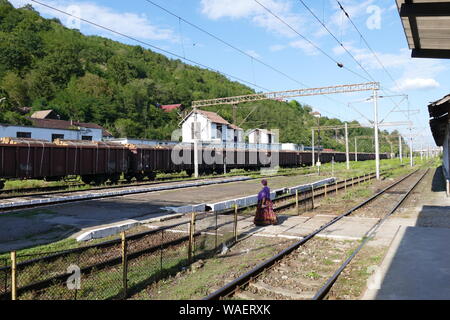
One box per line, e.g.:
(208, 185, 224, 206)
(200, 0, 305, 38)
(269, 44, 286, 52)
(289, 39, 319, 56)
(10, 0, 177, 42)
(395, 78, 440, 92)
(245, 49, 261, 59)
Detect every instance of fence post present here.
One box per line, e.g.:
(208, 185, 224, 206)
(160, 229, 164, 271)
(311, 185, 315, 210)
(215, 211, 218, 251)
(234, 202, 238, 243)
(295, 190, 299, 215)
(189, 212, 196, 264)
(11, 252, 16, 301)
(121, 232, 128, 299)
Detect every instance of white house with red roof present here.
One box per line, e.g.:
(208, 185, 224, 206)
(180, 110, 243, 144)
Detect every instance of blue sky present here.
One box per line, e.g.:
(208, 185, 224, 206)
(11, 0, 449, 148)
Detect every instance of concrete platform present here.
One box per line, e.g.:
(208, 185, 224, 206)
(362, 167, 450, 299)
(363, 226, 450, 300)
(0, 174, 324, 252)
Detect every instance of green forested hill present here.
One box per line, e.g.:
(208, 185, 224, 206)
(0, 1, 402, 153)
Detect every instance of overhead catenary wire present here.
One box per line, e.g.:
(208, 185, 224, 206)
(297, 0, 376, 83)
(333, 0, 407, 125)
(143, 0, 349, 120)
(144, 0, 311, 90)
(252, 0, 372, 82)
(335, 0, 403, 93)
(298, 0, 410, 140)
(29, 0, 271, 93)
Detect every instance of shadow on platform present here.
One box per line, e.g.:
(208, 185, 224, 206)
(431, 166, 446, 192)
(372, 227, 450, 299)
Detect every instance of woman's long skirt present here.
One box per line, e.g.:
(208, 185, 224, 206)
(254, 199, 278, 226)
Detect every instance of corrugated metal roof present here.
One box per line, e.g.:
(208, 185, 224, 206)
(30, 110, 56, 119)
(428, 93, 450, 146)
(397, 0, 450, 58)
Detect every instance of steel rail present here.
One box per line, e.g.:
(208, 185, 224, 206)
(312, 168, 429, 300)
(204, 169, 419, 300)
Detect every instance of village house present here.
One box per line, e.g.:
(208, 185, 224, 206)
(181, 109, 244, 144)
(0, 109, 112, 142)
(248, 129, 276, 145)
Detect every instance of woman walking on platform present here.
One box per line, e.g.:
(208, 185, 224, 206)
(254, 179, 278, 226)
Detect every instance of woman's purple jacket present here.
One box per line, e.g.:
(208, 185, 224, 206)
(258, 186, 271, 201)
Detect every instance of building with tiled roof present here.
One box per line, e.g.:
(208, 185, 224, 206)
(180, 109, 243, 143)
(159, 104, 185, 113)
(0, 109, 112, 142)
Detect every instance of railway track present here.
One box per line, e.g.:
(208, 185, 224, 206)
(0, 175, 191, 200)
(204, 168, 429, 300)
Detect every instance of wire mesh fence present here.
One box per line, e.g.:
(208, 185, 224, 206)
(1, 210, 244, 300)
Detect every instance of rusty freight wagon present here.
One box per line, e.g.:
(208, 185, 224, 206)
(54, 140, 129, 185)
(0, 138, 129, 189)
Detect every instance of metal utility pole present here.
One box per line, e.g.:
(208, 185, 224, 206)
(420, 141, 424, 161)
(232, 104, 237, 125)
(312, 128, 315, 167)
(194, 111, 199, 178)
(373, 90, 380, 180)
(345, 122, 350, 170)
(310, 111, 321, 170)
(355, 137, 358, 162)
(399, 135, 403, 163)
(409, 127, 414, 167)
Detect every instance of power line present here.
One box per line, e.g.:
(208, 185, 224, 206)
(144, 0, 310, 89)
(29, 0, 271, 92)
(298, 1, 407, 128)
(297, 0, 376, 83)
(335, 0, 402, 92)
(252, 0, 371, 82)
(333, 0, 406, 121)
(143, 0, 351, 119)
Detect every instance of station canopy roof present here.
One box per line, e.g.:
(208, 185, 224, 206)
(428, 94, 450, 146)
(397, 0, 450, 59)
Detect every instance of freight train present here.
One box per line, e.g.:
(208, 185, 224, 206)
(0, 138, 388, 189)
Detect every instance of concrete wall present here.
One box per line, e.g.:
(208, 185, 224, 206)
(249, 130, 274, 144)
(0, 124, 103, 142)
(182, 113, 232, 143)
(182, 113, 210, 143)
(282, 143, 300, 151)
